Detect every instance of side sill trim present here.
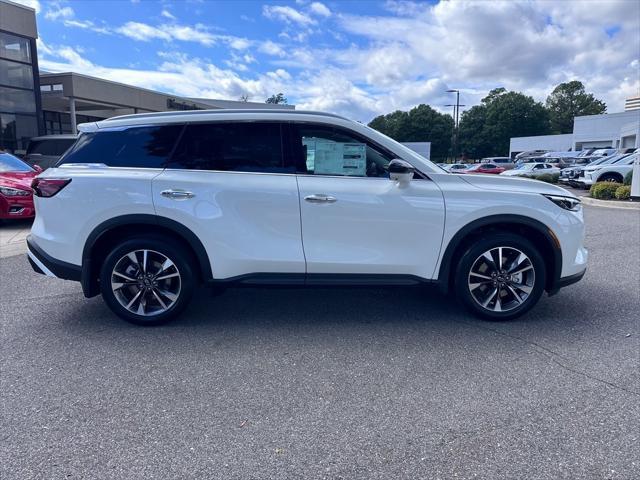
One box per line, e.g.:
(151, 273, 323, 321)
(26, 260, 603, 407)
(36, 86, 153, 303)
(207, 273, 437, 287)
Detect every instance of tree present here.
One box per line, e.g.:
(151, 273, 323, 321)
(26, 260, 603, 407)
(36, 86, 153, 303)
(459, 89, 551, 158)
(239, 94, 250, 102)
(368, 104, 454, 161)
(266, 93, 287, 104)
(546, 81, 606, 134)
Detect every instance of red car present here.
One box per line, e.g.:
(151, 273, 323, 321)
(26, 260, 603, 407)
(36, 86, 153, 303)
(459, 163, 506, 175)
(0, 152, 41, 220)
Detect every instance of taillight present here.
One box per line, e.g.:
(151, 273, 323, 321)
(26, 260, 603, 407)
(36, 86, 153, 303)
(31, 178, 72, 198)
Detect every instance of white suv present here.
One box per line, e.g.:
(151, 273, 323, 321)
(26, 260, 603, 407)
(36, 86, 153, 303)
(580, 152, 637, 187)
(27, 110, 588, 325)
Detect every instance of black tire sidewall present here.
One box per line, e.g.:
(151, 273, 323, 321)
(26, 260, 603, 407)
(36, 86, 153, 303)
(99, 236, 196, 325)
(455, 233, 546, 321)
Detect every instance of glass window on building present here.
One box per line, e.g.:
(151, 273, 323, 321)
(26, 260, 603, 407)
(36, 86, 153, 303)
(0, 58, 34, 89)
(0, 31, 31, 63)
(0, 113, 38, 153)
(0, 86, 37, 114)
(0, 30, 41, 154)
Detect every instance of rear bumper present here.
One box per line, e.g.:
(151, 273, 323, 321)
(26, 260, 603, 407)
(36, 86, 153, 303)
(26, 235, 81, 281)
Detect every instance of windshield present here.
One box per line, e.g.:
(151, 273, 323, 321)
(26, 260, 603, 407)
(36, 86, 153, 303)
(0, 153, 34, 173)
(514, 163, 533, 170)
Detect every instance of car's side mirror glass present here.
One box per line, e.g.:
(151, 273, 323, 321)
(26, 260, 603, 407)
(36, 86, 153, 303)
(388, 159, 415, 186)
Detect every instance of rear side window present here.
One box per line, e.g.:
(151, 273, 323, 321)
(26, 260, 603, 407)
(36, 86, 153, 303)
(59, 125, 182, 168)
(168, 122, 285, 173)
(27, 139, 75, 156)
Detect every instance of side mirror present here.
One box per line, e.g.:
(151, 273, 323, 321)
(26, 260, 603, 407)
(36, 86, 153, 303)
(33, 164, 43, 173)
(388, 159, 415, 186)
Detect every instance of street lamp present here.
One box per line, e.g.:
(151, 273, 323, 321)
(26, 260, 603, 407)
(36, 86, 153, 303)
(445, 88, 464, 161)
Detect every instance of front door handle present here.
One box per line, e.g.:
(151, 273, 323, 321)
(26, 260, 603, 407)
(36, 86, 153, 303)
(304, 194, 337, 204)
(161, 189, 195, 200)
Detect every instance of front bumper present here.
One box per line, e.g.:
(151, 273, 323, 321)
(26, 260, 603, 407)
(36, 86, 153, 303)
(0, 194, 35, 219)
(548, 268, 586, 296)
(26, 236, 81, 281)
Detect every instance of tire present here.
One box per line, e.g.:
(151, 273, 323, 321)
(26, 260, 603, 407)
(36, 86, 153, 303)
(99, 235, 196, 325)
(598, 174, 622, 183)
(454, 233, 546, 321)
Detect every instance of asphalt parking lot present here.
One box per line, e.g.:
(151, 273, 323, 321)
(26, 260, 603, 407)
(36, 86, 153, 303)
(1, 205, 639, 480)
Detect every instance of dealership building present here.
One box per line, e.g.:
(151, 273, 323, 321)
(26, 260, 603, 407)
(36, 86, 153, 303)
(0, 0, 293, 154)
(510, 109, 640, 157)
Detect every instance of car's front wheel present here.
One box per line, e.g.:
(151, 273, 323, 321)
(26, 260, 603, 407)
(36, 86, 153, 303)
(99, 236, 196, 325)
(454, 233, 546, 320)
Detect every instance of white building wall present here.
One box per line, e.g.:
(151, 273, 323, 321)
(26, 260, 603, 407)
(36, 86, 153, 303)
(618, 121, 640, 149)
(572, 110, 640, 150)
(509, 134, 573, 157)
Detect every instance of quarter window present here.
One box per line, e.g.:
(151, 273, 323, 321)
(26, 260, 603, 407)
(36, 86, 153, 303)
(291, 124, 393, 178)
(59, 125, 182, 168)
(168, 122, 285, 173)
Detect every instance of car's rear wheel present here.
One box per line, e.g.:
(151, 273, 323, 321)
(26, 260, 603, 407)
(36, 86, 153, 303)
(454, 233, 546, 320)
(99, 236, 196, 325)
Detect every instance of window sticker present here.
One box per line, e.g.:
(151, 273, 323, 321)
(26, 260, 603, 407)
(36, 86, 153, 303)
(303, 138, 367, 176)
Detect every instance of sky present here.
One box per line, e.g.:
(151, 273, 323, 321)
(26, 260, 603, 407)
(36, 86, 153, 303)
(13, 0, 640, 122)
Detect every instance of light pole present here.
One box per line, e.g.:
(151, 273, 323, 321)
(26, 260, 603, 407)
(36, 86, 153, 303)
(446, 89, 464, 161)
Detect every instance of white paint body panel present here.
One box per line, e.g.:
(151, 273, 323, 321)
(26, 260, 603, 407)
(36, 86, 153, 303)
(152, 170, 305, 278)
(297, 176, 445, 277)
(30, 166, 159, 265)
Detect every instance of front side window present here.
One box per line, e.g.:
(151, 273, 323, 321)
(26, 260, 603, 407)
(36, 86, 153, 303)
(168, 122, 285, 173)
(291, 124, 393, 178)
(59, 125, 182, 168)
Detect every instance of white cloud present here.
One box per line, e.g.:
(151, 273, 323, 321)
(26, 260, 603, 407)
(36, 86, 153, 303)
(263, 5, 316, 26)
(258, 40, 286, 57)
(116, 21, 172, 42)
(309, 2, 331, 18)
(45, 5, 74, 21)
(161, 9, 176, 20)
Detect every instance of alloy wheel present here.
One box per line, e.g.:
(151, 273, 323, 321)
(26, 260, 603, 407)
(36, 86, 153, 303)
(467, 246, 535, 313)
(110, 249, 181, 316)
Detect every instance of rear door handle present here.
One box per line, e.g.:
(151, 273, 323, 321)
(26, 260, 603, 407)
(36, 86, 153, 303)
(304, 194, 337, 204)
(161, 189, 195, 200)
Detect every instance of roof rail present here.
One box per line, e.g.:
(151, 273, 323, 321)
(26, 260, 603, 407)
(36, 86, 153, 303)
(103, 109, 349, 122)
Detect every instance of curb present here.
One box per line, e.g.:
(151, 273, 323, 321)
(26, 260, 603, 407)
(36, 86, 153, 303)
(581, 196, 640, 210)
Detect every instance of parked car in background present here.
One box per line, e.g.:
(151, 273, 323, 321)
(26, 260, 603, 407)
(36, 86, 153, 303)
(480, 157, 515, 170)
(579, 152, 637, 188)
(0, 152, 41, 220)
(501, 162, 561, 178)
(514, 150, 549, 161)
(27, 109, 587, 325)
(24, 135, 78, 170)
(445, 163, 470, 172)
(559, 155, 610, 184)
(460, 163, 506, 175)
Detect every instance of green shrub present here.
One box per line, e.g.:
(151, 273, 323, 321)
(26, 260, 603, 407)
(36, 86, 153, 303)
(535, 173, 560, 184)
(624, 171, 633, 186)
(615, 185, 631, 200)
(590, 181, 623, 200)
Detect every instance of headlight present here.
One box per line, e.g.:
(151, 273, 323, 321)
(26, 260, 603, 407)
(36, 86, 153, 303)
(0, 186, 30, 196)
(544, 194, 581, 211)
